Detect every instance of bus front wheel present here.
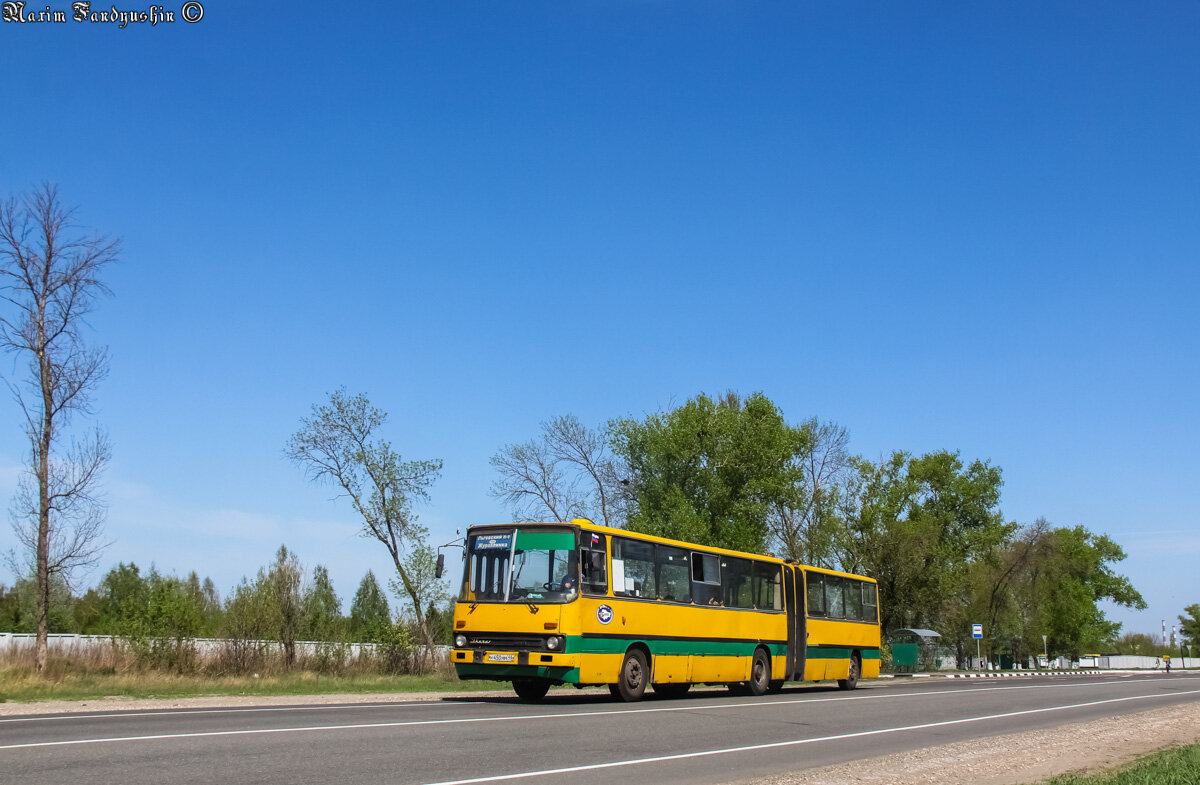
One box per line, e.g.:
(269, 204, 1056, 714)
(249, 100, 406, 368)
(513, 678, 550, 701)
(838, 654, 860, 691)
(616, 649, 649, 701)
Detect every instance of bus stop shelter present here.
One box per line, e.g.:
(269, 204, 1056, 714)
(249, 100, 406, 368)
(889, 628, 943, 672)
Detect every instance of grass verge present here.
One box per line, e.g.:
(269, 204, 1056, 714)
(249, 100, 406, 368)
(0, 666, 500, 703)
(1038, 743, 1200, 785)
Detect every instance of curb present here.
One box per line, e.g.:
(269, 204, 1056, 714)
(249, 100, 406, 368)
(941, 671, 1087, 678)
(884, 669, 1160, 679)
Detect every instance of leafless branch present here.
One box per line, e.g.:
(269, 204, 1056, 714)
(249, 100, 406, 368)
(0, 184, 116, 670)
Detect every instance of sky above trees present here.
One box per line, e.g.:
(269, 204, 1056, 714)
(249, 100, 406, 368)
(0, 3, 1196, 638)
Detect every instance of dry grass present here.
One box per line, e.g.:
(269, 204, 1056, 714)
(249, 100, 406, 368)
(0, 641, 474, 703)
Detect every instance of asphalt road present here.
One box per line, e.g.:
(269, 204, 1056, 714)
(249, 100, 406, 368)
(3, 674, 1198, 785)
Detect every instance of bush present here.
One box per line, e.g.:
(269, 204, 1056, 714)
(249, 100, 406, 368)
(375, 622, 417, 674)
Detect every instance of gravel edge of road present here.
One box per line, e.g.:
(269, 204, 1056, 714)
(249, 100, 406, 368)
(734, 699, 1200, 785)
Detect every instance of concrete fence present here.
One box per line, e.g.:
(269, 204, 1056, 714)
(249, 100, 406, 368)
(0, 632, 450, 662)
(1091, 654, 1199, 670)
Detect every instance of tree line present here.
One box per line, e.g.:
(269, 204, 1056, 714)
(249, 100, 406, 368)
(0, 545, 454, 674)
(489, 392, 1171, 662)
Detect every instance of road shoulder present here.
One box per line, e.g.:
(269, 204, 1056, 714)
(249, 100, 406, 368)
(738, 700, 1200, 785)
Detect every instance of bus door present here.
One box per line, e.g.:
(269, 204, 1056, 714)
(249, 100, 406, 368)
(783, 566, 806, 681)
(784, 566, 804, 681)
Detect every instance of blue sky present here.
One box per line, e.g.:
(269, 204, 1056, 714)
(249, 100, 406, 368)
(1, 2, 1196, 638)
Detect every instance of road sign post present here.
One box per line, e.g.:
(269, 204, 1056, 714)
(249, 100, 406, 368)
(972, 624, 983, 669)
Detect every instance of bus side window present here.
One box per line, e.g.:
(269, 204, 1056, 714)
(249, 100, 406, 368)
(806, 572, 826, 616)
(752, 562, 782, 610)
(612, 538, 655, 598)
(844, 578, 864, 621)
(581, 533, 608, 595)
(691, 552, 721, 605)
(863, 582, 878, 622)
(722, 557, 753, 608)
(657, 546, 691, 603)
(825, 575, 845, 619)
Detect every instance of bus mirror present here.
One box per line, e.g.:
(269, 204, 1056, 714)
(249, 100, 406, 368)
(435, 553, 445, 579)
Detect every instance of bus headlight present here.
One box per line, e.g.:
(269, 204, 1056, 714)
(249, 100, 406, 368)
(454, 634, 468, 648)
(546, 636, 561, 651)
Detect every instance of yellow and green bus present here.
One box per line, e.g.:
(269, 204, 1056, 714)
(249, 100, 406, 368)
(450, 519, 880, 701)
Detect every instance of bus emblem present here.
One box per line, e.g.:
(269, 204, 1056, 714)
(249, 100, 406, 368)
(596, 604, 614, 625)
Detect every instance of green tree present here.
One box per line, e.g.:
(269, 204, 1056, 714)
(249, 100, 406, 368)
(98, 562, 150, 637)
(183, 571, 222, 636)
(219, 576, 276, 672)
(1178, 604, 1199, 651)
(72, 587, 103, 634)
(264, 545, 303, 666)
(389, 543, 447, 657)
(611, 391, 805, 553)
(1114, 632, 1161, 656)
(350, 570, 390, 642)
(423, 599, 455, 645)
(2, 575, 73, 633)
(0, 582, 18, 631)
(141, 569, 204, 670)
(303, 565, 343, 642)
(837, 450, 1014, 658)
(286, 389, 443, 652)
(1008, 524, 1145, 659)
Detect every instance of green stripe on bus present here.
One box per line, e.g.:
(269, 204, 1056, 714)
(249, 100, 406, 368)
(567, 636, 787, 658)
(806, 645, 882, 660)
(514, 530, 575, 550)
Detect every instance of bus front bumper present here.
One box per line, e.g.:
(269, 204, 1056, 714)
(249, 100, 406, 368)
(451, 649, 581, 683)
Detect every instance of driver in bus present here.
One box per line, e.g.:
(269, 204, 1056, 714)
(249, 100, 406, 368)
(559, 571, 577, 595)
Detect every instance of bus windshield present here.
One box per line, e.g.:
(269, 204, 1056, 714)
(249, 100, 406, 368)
(463, 528, 579, 603)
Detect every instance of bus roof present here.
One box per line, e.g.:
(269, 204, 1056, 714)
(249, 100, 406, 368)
(465, 519, 876, 584)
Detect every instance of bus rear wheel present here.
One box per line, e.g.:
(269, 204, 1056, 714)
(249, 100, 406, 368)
(513, 678, 550, 701)
(616, 649, 649, 701)
(748, 649, 771, 696)
(838, 654, 860, 691)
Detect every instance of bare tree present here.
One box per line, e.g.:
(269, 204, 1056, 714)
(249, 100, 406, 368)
(490, 415, 626, 527)
(285, 389, 443, 653)
(489, 437, 580, 523)
(543, 415, 626, 527)
(768, 418, 851, 567)
(0, 184, 116, 672)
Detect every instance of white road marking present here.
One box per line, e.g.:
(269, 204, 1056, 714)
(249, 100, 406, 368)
(421, 688, 1200, 785)
(0, 700, 478, 724)
(0, 677, 1196, 750)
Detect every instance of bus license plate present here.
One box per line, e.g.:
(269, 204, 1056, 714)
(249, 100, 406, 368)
(487, 653, 516, 663)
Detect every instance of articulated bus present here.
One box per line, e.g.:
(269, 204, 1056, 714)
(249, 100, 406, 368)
(449, 519, 881, 701)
